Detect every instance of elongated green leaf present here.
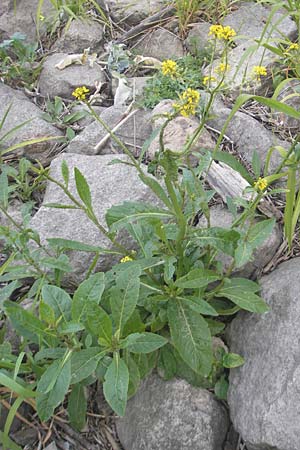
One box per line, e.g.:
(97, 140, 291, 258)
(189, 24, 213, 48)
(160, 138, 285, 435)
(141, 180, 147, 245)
(68, 384, 87, 431)
(0, 372, 37, 398)
(124, 353, 140, 398)
(110, 265, 141, 333)
(216, 279, 268, 313)
(2, 136, 62, 157)
(106, 201, 173, 232)
(71, 348, 104, 383)
(37, 358, 71, 422)
(248, 218, 275, 248)
(192, 227, 240, 256)
(86, 303, 112, 344)
(61, 160, 70, 187)
(41, 254, 72, 273)
(139, 174, 173, 210)
(74, 167, 92, 209)
(123, 332, 167, 353)
(157, 344, 177, 380)
(0, 171, 8, 208)
(47, 238, 115, 254)
(213, 151, 253, 183)
(42, 285, 72, 323)
(72, 273, 105, 323)
(0, 281, 21, 309)
(168, 298, 212, 376)
(4, 301, 56, 344)
(178, 296, 218, 316)
(103, 354, 129, 416)
(175, 268, 220, 289)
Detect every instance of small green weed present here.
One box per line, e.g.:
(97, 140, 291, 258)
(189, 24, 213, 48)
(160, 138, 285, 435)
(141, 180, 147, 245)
(141, 54, 210, 109)
(0, 33, 41, 88)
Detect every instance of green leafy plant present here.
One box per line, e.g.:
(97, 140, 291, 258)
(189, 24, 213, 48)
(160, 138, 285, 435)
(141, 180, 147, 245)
(0, 33, 41, 88)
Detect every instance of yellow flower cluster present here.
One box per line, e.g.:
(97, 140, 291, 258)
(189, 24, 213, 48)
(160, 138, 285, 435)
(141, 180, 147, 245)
(173, 88, 200, 117)
(203, 75, 217, 86)
(254, 177, 268, 191)
(287, 42, 299, 51)
(215, 62, 230, 73)
(120, 255, 133, 263)
(161, 59, 178, 77)
(209, 24, 236, 40)
(72, 86, 90, 101)
(253, 66, 267, 77)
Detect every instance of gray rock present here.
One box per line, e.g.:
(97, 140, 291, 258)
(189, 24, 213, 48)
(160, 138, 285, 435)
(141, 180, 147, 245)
(0, 83, 62, 165)
(105, 0, 166, 26)
(70, 104, 105, 127)
(275, 79, 300, 131)
(39, 53, 106, 99)
(227, 257, 300, 450)
(185, 21, 222, 56)
(148, 100, 215, 163)
(116, 374, 229, 450)
(113, 77, 150, 107)
(52, 19, 105, 54)
(66, 106, 152, 156)
(207, 96, 288, 169)
(197, 205, 282, 278)
(30, 153, 159, 286)
(0, 0, 53, 42)
(134, 28, 184, 61)
(205, 3, 297, 97)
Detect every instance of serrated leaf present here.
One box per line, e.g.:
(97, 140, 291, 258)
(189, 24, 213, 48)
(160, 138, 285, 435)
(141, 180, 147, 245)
(222, 352, 245, 368)
(175, 268, 220, 289)
(71, 348, 104, 384)
(68, 384, 87, 431)
(192, 227, 240, 256)
(41, 285, 72, 324)
(86, 303, 112, 344)
(74, 167, 92, 209)
(103, 354, 129, 416)
(178, 296, 218, 316)
(157, 344, 177, 380)
(110, 265, 141, 334)
(168, 298, 212, 376)
(123, 332, 167, 353)
(37, 358, 71, 422)
(216, 279, 268, 313)
(72, 273, 105, 323)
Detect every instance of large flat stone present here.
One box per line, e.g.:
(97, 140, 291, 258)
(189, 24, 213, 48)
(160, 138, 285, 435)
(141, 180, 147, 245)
(39, 53, 106, 99)
(227, 258, 300, 450)
(116, 374, 229, 450)
(30, 153, 159, 286)
(66, 106, 152, 156)
(0, 83, 62, 165)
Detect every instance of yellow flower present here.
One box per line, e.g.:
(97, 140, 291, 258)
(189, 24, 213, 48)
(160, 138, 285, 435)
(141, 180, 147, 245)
(173, 88, 200, 117)
(39, 14, 45, 21)
(215, 62, 230, 73)
(287, 42, 299, 51)
(203, 75, 217, 85)
(72, 86, 90, 101)
(161, 59, 178, 77)
(209, 24, 236, 40)
(253, 66, 267, 77)
(120, 255, 133, 263)
(254, 177, 268, 192)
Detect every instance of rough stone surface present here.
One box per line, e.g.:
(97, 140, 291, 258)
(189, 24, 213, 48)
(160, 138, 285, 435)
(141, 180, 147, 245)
(113, 77, 150, 107)
(39, 53, 106, 99)
(66, 106, 152, 156)
(30, 154, 159, 286)
(52, 19, 105, 54)
(148, 100, 215, 163)
(0, 83, 62, 164)
(116, 374, 229, 450)
(205, 3, 297, 97)
(197, 205, 282, 278)
(134, 28, 184, 61)
(105, 0, 166, 26)
(275, 79, 300, 131)
(0, 0, 53, 42)
(207, 96, 288, 169)
(227, 258, 300, 450)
